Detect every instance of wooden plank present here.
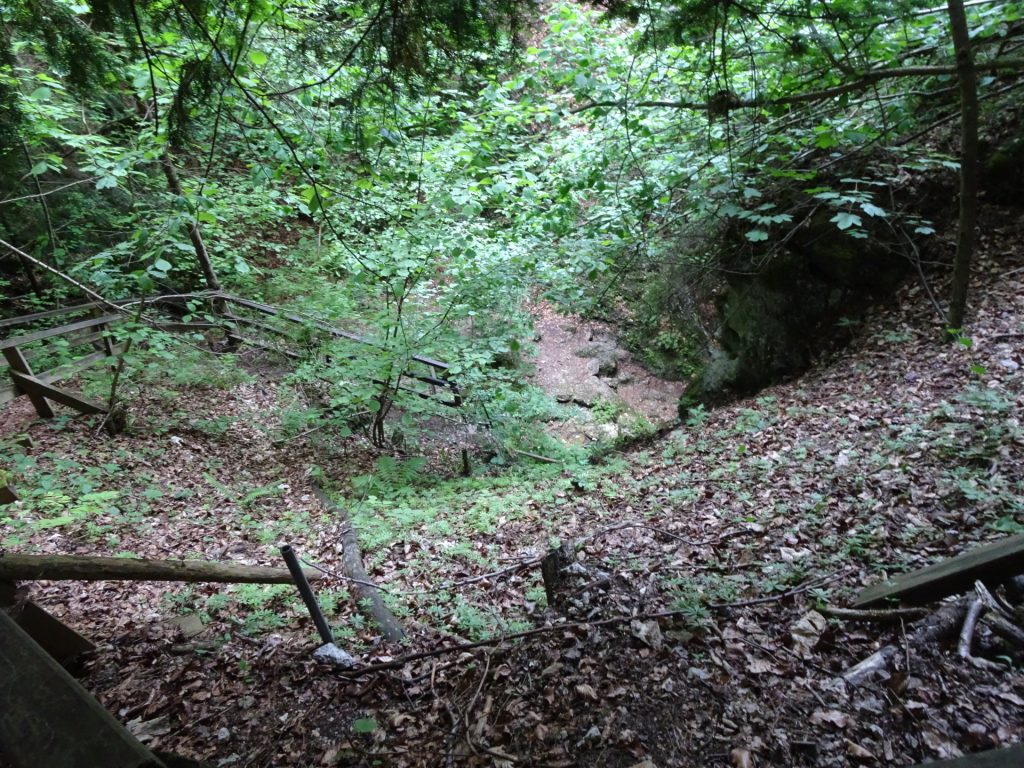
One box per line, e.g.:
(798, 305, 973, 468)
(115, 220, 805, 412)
(219, 294, 454, 374)
(0, 553, 323, 584)
(910, 744, 1024, 767)
(218, 293, 460, 403)
(233, 334, 303, 360)
(152, 322, 220, 333)
(8, 370, 106, 415)
(21, 330, 109, 366)
(0, 608, 166, 768)
(0, 584, 95, 667)
(0, 314, 121, 350)
(225, 313, 302, 339)
(0, 301, 101, 332)
(3, 347, 55, 418)
(36, 343, 127, 386)
(854, 534, 1024, 607)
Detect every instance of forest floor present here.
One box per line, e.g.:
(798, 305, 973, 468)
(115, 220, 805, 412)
(2, 207, 1024, 767)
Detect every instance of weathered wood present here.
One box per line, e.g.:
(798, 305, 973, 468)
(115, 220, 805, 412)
(3, 346, 55, 418)
(0, 314, 121, 350)
(854, 534, 1024, 606)
(0, 485, 17, 505)
(0, 583, 95, 667)
(0, 300, 102, 331)
(0, 608, 166, 768)
(910, 744, 1024, 767)
(219, 294, 456, 377)
(8, 369, 107, 415)
(0, 553, 323, 584)
(36, 344, 127, 386)
(311, 484, 405, 642)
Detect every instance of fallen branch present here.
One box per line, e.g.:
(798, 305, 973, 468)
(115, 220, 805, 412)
(337, 572, 849, 678)
(0, 553, 317, 584)
(821, 605, 930, 622)
(312, 482, 405, 642)
(512, 449, 561, 464)
(958, 599, 1004, 670)
(958, 599, 985, 658)
(981, 613, 1024, 649)
(842, 597, 970, 685)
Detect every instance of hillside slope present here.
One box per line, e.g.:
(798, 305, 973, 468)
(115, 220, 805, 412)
(1, 205, 1023, 766)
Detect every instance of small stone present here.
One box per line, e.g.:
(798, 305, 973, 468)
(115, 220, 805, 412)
(313, 643, 359, 668)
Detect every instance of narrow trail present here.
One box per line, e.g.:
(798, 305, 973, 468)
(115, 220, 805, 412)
(529, 300, 685, 443)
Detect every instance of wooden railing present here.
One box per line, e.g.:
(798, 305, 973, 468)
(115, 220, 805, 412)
(0, 292, 460, 418)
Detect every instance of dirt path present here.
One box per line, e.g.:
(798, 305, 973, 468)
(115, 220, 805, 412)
(529, 301, 686, 443)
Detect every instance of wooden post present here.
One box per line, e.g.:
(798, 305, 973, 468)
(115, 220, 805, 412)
(2, 346, 54, 418)
(7, 370, 107, 415)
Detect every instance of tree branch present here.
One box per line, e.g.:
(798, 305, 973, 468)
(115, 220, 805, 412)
(571, 58, 1024, 114)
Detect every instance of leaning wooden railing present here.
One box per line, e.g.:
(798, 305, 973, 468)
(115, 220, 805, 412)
(0, 291, 461, 418)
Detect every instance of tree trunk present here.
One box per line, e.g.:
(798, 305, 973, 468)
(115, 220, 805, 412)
(160, 154, 222, 294)
(946, 0, 979, 331)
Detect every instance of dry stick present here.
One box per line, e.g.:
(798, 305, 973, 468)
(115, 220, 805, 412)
(982, 612, 1024, 649)
(571, 58, 1024, 114)
(821, 605, 930, 622)
(311, 482, 405, 642)
(843, 597, 971, 685)
(511, 449, 561, 464)
(336, 572, 847, 678)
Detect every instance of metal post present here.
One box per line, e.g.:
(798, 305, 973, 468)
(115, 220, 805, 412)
(280, 545, 333, 644)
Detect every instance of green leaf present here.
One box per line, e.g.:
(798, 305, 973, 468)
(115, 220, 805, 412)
(30, 161, 49, 176)
(152, 258, 172, 272)
(860, 202, 887, 218)
(356, 716, 380, 733)
(28, 87, 51, 102)
(745, 229, 769, 242)
(830, 212, 862, 231)
(96, 176, 118, 190)
(248, 50, 268, 66)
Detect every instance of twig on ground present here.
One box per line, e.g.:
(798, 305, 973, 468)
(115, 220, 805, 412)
(843, 597, 970, 686)
(512, 449, 561, 464)
(336, 572, 850, 678)
(958, 598, 1003, 670)
(821, 605, 930, 622)
(958, 598, 984, 658)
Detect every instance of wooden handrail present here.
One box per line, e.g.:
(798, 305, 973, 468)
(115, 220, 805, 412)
(0, 290, 462, 414)
(0, 314, 120, 350)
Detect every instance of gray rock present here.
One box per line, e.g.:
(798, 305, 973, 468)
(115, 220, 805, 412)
(313, 642, 359, 668)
